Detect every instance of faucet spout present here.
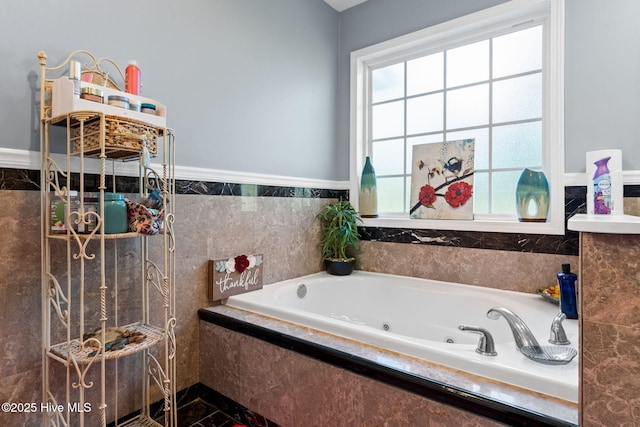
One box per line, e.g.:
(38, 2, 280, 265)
(487, 307, 541, 350)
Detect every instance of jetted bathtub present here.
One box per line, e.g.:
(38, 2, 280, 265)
(223, 270, 578, 403)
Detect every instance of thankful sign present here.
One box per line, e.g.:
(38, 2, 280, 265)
(208, 254, 263, 302)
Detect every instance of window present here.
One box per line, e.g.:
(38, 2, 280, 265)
(350, 0, 565, 234)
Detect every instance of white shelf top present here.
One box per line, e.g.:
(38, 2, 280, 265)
(568, 214, 640, 234)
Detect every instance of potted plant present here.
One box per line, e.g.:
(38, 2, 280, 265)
(317, 199, 361, 275)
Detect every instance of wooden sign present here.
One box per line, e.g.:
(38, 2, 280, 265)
(208, 254, 263, 302)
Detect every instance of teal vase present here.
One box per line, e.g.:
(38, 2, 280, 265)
(516, 168, 549, 222)
(359, 156, 378, 218)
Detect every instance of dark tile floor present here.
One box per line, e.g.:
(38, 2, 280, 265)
(174, 397, 241, 427)
(156, 383, 280, 427)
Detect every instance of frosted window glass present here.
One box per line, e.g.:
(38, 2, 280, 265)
(447, 84, 489, 129)
(372, 63, 404, 103)
(492, 122, 542, 169)
(494, 26, 542, 78)
(473, 171, 489, 214)
(372, 139, 405, 175)
(406, 134, 444, 172)
(493, 74, 541, 123)
(372, 101, 404, 139)
(447, 40, 489, 87)
(377, 177, 405, 212)
(407, 53, 443, 96)
(407, 93, 443, 135)
(492, 170, 521, 214)
(447, 128, 489, 170)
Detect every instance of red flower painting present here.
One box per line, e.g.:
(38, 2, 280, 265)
(409, 139, 475, 219)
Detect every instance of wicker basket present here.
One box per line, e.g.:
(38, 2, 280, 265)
(72, 115, 159, 160)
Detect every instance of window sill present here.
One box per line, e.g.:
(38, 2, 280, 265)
(359, 214, 565, 235)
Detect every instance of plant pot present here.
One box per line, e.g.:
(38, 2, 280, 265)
(325, 259, 355, 276)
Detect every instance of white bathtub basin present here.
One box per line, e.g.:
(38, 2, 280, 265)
(225, 270, 579, 402)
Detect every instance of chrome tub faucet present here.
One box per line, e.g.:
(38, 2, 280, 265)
(487, 307, 541, 350)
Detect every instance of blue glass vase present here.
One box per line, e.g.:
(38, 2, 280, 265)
(515, 168, 549, 222)
(359, 156, 378, 218)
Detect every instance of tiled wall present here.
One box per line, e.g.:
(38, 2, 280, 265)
(0, 171, 330, 426)
(1, 165, 636, 425)
(580, 232, 640, 426)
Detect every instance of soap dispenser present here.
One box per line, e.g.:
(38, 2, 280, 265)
(557, 263, 578, 319)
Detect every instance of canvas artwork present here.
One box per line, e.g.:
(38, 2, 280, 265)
(409, 139, 475, 220)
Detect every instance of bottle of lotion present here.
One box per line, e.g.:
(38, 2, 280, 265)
(125, 60, 141, 95)
(593, 156, 612, 214)
(557, 263, 578, 319)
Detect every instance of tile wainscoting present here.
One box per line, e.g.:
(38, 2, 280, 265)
(2, 164, 639, 426)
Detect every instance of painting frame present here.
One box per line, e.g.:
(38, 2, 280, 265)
(409, 139, 475, 220)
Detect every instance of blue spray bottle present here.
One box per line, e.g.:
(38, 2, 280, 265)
(593, 156, 612, 214)
(557, 263, 578, 319)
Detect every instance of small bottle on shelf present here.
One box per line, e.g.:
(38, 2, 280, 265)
(69, 60, 81, 98)
(125, 60, 141, 95)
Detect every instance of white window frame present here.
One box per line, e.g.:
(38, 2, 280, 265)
(349, 0, 565, 234)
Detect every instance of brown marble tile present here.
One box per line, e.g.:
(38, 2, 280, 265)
(581, 233, 640, 327)
(581, 320, 640, 426)
(200, 320, 515, 427)
(358, 240, 576, 293)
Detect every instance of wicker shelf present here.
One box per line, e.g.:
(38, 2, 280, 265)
(48, 323, 165, 365)
(40, 50, 176, 426)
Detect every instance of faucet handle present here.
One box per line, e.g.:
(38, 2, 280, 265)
(458, 325, 497, 356)
(549, 312, 570, 345)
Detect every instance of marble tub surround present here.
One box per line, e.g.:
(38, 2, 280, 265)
(357, 241, 576, 294)
(579, 232, 640, 426)
(200, 307, 578, 426)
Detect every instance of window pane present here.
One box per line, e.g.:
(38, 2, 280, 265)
(492, 170, 521, 214)
(447, 84, 489, 129)
(377, 177, 405, 212)
(473, 171, 489, 214)
(493, 26, 542, 78)
(407, 53, 443, 95)
(372, 101, 404, 139)
(372, 63, 404, 103)
(493, 74, 542, 123)
(406, 134, 444, 172)
(447, 40, 489, 87)
(447, 128, 489, 170)
(407, 93, 443, 135)
(492, 122, 542, 169)
(372, 139, 404, 175)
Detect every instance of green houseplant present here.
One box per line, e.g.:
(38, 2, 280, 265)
(317, 199, 361, 275)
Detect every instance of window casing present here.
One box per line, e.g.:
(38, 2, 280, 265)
(349, 0, 565, 234)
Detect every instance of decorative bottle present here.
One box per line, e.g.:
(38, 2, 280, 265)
(515, 168, 550, 222)
(125, 60, 141, 95)
(557, 263, 578, 319)
(359, 156, 378, 218)
(593, 156, 612, 215)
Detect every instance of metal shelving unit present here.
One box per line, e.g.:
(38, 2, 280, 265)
(38, 50, 176, 427)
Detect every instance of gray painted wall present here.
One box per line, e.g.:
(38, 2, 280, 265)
(0, 0, 340, 180)
(3, 0, 640, 180)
